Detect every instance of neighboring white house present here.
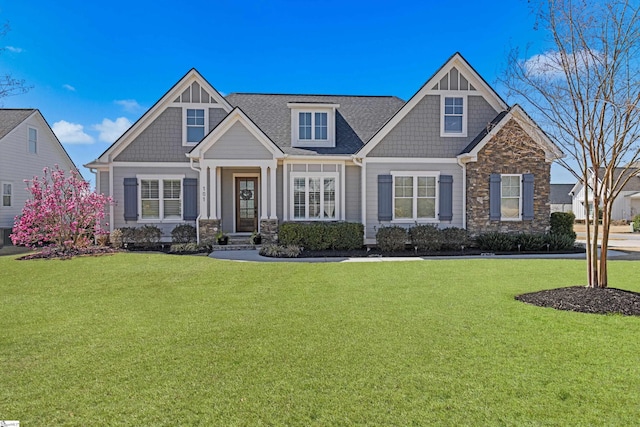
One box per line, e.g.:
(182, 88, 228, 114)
(570, 167, 640, 221)
(550, 184, 574, 213)
(0, 109, 79, 246)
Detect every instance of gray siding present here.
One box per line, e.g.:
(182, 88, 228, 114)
(111, 165, 198, 238)
(99, 171, 109, 195)
(0, 113, 77, 228)
(369, 95, 499, 158)
(364, 162, 464, 239)
(115, 107, 229, 162)
(345, 165, 361, 222)
(203, 122, 274, 160)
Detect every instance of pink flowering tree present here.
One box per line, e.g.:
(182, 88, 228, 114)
(11, 166, 113, 252)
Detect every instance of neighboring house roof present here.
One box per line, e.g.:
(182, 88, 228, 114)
(572, 167, 640, 195)
(225, 93, 405, 156)
(0, 109, 35, 139)
(550, 184, 574, 204)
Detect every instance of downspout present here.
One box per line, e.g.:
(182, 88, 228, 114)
(352, 156, 366, 241)
(456, 155, 467, 230)
(189, 157, 202, 244)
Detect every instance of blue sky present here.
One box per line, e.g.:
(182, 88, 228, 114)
(0, 0, 573, 184)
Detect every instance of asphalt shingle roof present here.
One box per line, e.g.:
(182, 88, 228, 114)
(550, 184, 574, 204)
(0, 109, 35, 140)
(225, 93, 405, 155)
(460, 110, 509, 155)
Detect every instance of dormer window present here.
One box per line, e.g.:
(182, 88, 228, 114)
(288, 103, 338, 148)
(440, 95, 467, 137)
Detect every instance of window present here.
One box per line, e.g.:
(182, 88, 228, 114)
(186, 109, 205, 143)
(501, 175, 521, 220)
(298, 112, 328, 141)
(140, 178, 182, 220)
(292, 175, 337, 220)
(441, 96, 466, 137)
(28, 127, 37, 154)
(2, 182, 11, 207)
(393, 174, 437, 220)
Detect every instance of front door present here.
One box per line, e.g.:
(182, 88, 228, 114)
(236, 177, 258, 232)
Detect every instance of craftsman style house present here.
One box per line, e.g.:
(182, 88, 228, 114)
(0, 109, 79, 246)
(86, 53, 562, 244)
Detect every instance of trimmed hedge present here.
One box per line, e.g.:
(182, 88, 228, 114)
(475, 231, 576, 252)
(278, 222, 364, 251)
(376, 226, 407, 252)
(409, 224, 441, 251)
(633, 214, 640, 232)
(550, 212, 576, 238)
(171, 224, 197, 244)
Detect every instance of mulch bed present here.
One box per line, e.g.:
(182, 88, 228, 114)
(299, 247, 585, 258)
(516, 286, 640, 316)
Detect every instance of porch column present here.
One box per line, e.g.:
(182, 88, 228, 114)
(216, 167, 222, 219)
(209, 165, 217, 219)
(260, 165, 268, 219)
(199, 168, 208, 219)
(269, 163, 277, 219)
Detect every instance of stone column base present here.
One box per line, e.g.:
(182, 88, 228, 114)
(259, 219, 278, 244)
(199, 219, 221, 244)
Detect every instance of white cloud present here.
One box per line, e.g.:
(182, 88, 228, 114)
(63, 84, 76, 92)
(93, 117, 132, 143)
(52, 120, 94, 144)
(5, 46, 23, 53)
(115, 99, 142, 113)
(523, 49, 604, 79)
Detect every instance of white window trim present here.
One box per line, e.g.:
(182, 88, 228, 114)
(390, 171, 440, 223)
(440, 94, 467, 137)
(289, 172, 339, 221)
(28, 126, 38, 154)
(1, 181, 12, 207)
(182, 104, 209, 146)
(288, 105, 336, 148)
(500, 174, 522, 221)
(136, 174, 185, 223)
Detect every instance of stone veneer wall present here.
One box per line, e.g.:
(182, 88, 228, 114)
(199, 219, 221, 244)
(259, 219, 278, 244)
(466, 119, 551, 235)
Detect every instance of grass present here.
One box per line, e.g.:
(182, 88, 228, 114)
(1, 252, 640, 425)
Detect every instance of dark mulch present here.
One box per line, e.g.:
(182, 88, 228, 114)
(299, 247, 585, 258)
(516, 286, 640, 316)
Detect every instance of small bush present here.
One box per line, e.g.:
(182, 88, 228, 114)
(546, 233, 576, 251)
(259, 243, 302, 258)
(514, 233, 547, 251)
(135, 225, 162, 248)
(171, 224, 197, 244)
(278, 222, 364, 251)
(169, 242, 211, 254)
(440, 227, 470, 250)
(376, 226, 407, 252)
(109, 229, 123, 248)
(475, 232, 517, 252)
(550, 212, 576, 238)
(409, 224, 441, 251)
(633, 214, 640, 232)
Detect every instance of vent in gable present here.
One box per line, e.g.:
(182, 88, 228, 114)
(431, 67, 476, 91)
(175, 81, 217, 104)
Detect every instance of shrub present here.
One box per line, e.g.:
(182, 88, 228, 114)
(169, 242, 210, 254)
(376, 226, 407, 252)
(278, 222, 364, 251)
(259, 243, 302, 258)
(409, 224, 442, 251)
(514, 233, 547, 251)
(109, 229, 123, 248)
(119, 227, 138, 246)
(135, 225, 162, 248)
(475, 232, 517, 252)
(440, 227, 470, 250)
(633, 214, 640, 232)
(550, 212, 576, 238)
(546, 233, 577, 251)
(171, 224, 197, 244)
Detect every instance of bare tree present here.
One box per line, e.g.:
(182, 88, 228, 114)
(0, 22, 30, 100)
(502, 0, 640, 288)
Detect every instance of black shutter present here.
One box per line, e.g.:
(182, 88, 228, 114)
(378, 174, 393, 221)
(123, 178, 138, 221)
(438, 175, 453, 221)
(522, 174, 534, 220)
(183, 178, 198, 221)
(489, 174, 501, 221)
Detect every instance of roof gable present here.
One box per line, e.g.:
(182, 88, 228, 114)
(0, 109, 35, 140)
(357, 52, 509, 157)
(92, 69, 232, 164)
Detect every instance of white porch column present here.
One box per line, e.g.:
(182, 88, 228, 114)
(216, 167, 222, 220)
(269, 163, 277, 219)
(200, 168, 209, 219)
(209, 165, 217, 219)
(260, 166, 268, 219)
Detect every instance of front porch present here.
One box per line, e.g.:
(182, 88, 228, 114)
(196, 160, 279, 244)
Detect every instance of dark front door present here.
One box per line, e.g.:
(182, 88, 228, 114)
(236, 177, 258, 232)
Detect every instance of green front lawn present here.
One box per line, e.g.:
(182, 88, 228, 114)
(1, 253, 639, 425)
